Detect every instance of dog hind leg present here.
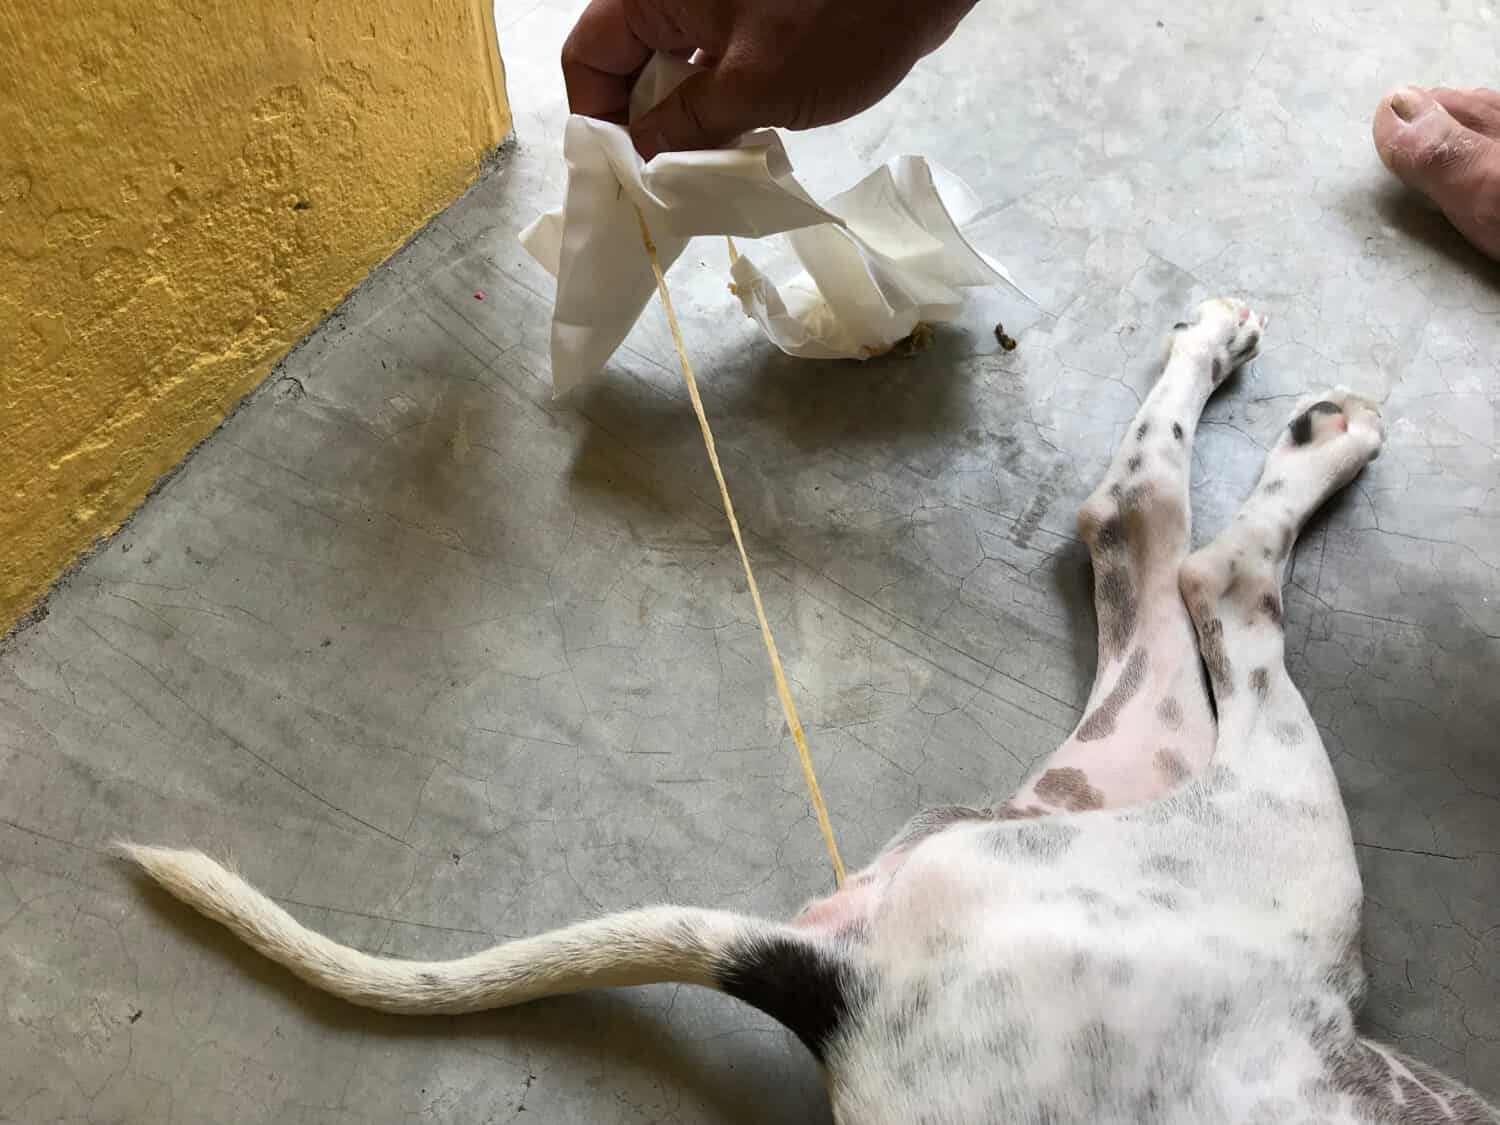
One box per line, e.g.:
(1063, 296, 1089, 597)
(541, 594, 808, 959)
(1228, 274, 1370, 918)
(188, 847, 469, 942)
(1000, 299, 1266, 817)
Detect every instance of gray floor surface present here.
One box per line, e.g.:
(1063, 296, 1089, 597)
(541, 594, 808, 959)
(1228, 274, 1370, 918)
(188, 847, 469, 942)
(4, 1, 1498, 1120)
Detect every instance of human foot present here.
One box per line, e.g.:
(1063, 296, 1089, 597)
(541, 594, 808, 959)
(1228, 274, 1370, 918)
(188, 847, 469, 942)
(1372, 85, 1500, 260)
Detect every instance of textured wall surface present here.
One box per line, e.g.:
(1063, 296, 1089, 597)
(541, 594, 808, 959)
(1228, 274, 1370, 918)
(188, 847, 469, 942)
(0, 1, 509, 629)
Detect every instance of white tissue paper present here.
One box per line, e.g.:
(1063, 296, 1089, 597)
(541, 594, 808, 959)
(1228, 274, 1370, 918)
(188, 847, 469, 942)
(518, 54, 1026, 397)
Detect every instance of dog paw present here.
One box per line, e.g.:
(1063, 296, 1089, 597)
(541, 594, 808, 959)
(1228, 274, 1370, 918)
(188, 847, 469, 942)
(1172, 298, 1268, 384)
(1251, 387, 1386, 516)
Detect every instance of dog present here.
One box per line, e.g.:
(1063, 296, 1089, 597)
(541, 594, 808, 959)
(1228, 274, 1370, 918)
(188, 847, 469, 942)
(124, 300, 1497, 1123)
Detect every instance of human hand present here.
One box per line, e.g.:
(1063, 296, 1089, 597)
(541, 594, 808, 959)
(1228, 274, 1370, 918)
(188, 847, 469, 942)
(560, 0, 978, 159)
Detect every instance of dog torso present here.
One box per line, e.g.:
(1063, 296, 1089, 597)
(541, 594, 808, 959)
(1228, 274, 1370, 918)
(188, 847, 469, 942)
(791, 812, 1379, 1124)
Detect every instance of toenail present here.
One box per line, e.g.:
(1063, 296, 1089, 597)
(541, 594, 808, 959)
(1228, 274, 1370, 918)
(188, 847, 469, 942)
(1390, 87, 1431, 124)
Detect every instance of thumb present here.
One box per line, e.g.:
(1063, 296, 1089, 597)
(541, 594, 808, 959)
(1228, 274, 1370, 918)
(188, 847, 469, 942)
(629, 70, 757, 159)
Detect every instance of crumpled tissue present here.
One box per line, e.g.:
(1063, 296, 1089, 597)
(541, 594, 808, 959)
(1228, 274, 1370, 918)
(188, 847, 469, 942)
(518, 54, 1025, 397)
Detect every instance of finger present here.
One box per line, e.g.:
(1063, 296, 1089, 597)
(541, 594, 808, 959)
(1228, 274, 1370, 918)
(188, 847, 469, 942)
(629, 69, 763, 158)
(562, 0, 703, 123)
(561, 0, 651, 122)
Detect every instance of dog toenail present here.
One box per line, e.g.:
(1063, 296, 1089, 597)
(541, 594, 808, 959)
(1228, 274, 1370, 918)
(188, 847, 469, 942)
(1389, 87, 1429, 124)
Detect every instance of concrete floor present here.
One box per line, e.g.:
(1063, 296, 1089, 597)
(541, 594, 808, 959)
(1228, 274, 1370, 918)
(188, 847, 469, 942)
(4, 0, 1499, 1120)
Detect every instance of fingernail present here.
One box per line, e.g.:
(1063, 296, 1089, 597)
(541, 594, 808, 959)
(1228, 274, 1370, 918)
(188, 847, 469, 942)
(1389, 87, 1431, 124)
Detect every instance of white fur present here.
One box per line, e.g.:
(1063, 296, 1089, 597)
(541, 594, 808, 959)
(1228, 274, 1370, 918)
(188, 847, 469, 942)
(121, 302, 1498, 1124)
(120, 844, 749, 1014)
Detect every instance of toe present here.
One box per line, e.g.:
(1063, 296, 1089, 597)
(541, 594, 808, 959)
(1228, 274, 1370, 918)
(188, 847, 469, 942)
(1373, 86, 1500, 258)
(1429, 86, 1500, 139)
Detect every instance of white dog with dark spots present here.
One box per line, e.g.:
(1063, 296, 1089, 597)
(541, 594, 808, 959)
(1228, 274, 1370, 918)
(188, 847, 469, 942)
(123, 300, 1497, 1124)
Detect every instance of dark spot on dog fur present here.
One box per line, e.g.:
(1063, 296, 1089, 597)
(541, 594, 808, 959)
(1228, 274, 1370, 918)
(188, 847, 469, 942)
(1156, 696, 1184, 730)
(1326, 935, 1368, 1009)
(1069, 1019, 1137, 1069)
(1290, 400, 1343, 446)
(1093, 563, 1138, 660)
(989, 820, 1080, 863)
(1196, 615, 1233, 696)
(1289, 413, 1314, 446)
(968, 966, 1018, 1002)
(1274, 720, 1304, 746)
(1212, 356, 1223, 381)
(994, 802, 1047, 820)
(1069, 886, 1105, 907)
(1092, 514, 1123, 552)
(1035, 767, 1105, 811)
(1172, 321, 1190, 331)
(1249, 667, 1270, 701)
(893, 804, 990, 847)
(1299, 1077, 1339, 1113)
(973, 1012, 1033, 1066)
(1127, 454, 1143, 473)
(882, 978, 933, 1046)
(1171, 421, 1184, 442)
(1263, 478, 1284, 495)
(1076, 647, 1150, 741)
(717, 935, 865, 1062)
(1143, 852, 1195, 885)
(1141, 889, 1179, 910)
(924, 929, 964, 957)
(1260, 592, 1282, 625)
(835, 919, 872, 945)
(1136, 421, 1150, 441)
(1154, 748, 1190, 783)
(1110, 480, 1152, 512)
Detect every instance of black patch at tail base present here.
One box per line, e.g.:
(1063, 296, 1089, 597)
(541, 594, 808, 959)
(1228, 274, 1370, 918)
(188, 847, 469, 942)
(716, 936, 864, 1062)
(1289, 401, 1343, 445)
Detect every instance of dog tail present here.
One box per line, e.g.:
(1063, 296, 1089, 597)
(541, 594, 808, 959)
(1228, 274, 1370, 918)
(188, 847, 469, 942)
(119, 843, 783, 1017)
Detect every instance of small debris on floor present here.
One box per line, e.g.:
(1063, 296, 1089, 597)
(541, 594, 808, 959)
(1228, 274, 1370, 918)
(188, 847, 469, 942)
(892, 322, 936, 357)
(473, 290, 485, 300)
(129, 1009, 143, 1023)
(994, 322, 1018, 351)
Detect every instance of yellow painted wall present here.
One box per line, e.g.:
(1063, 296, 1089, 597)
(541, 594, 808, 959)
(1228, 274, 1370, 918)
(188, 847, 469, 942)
(0, 1, 509, 630)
